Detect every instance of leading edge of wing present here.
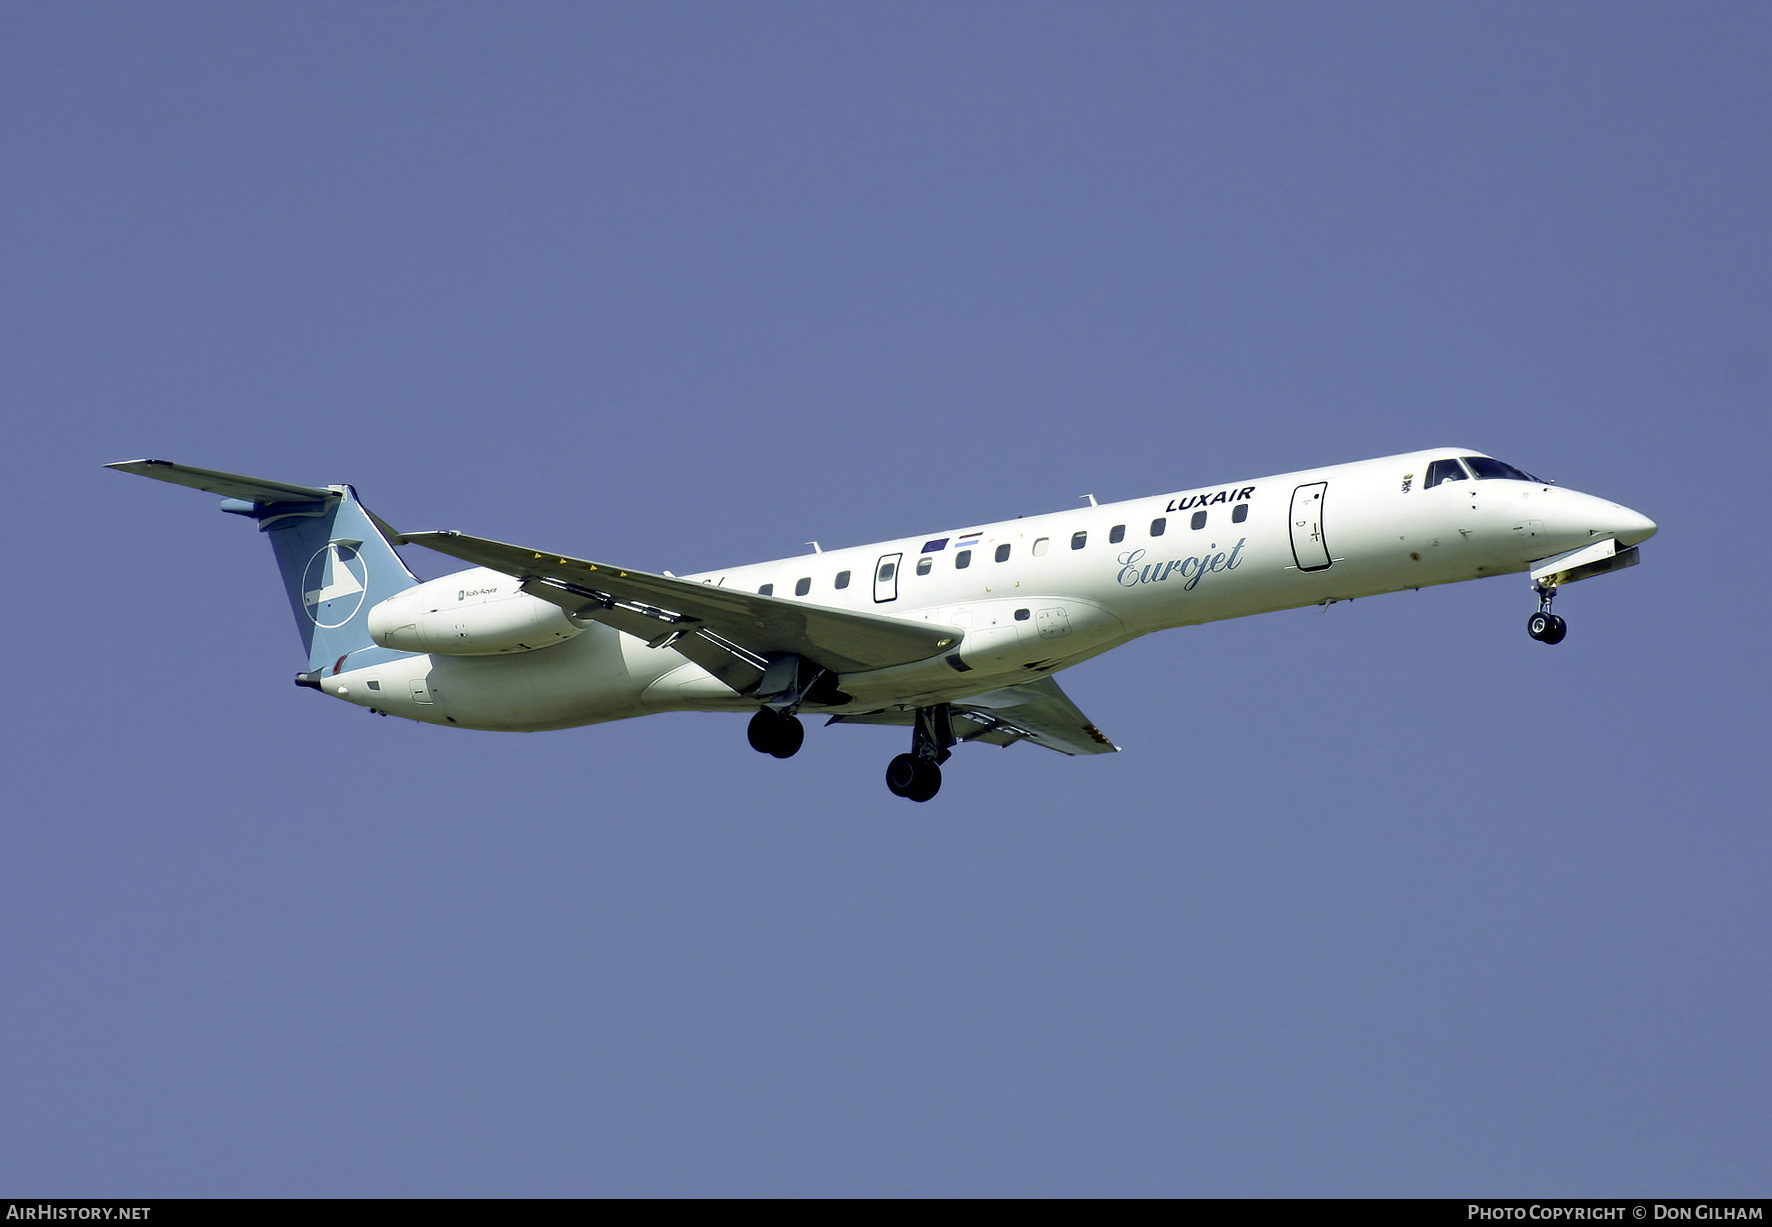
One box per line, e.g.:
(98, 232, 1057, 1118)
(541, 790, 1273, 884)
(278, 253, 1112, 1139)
(404, 530, 965, 675)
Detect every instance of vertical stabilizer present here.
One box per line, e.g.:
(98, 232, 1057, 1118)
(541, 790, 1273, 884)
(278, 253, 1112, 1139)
(256, 487, 420, 673)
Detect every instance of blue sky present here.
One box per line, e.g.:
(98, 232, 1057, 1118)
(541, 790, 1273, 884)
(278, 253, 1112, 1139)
(3, 1, 1767, 1196)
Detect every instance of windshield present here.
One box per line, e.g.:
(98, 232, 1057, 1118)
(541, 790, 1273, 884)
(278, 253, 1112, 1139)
(1461, 456, 1547, 483)
(1425, 458, 1468, 488)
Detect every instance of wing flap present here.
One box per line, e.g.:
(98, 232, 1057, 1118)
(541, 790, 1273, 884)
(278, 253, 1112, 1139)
(405, 530, 965, 676)
(519, 576, 768, 694)
(830, 676, 1119, 757)
(828, 707, 1022, 748)
(960, 676, 1119, 755)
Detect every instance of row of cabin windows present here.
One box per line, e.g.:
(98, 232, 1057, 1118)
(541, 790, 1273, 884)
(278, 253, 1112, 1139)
(758, 577, 841, 596)
(756, 503, 1251, 595)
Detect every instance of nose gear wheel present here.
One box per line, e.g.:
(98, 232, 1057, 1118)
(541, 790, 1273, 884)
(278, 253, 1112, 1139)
(1527, 583, 1568, 644)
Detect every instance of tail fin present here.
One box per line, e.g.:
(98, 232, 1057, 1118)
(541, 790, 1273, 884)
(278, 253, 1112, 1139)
(107, 460, 420, 674)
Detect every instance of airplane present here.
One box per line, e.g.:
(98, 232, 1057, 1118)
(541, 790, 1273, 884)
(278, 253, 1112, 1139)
(108, 449, 1656, 802)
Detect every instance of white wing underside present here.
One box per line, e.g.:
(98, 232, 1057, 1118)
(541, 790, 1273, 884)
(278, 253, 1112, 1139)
(829, 675, 1119, 756)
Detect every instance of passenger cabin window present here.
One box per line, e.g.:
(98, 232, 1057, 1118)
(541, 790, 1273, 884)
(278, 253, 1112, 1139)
(1032, 537, 1049, 556)
(915, 557, 932, 576)
(1463, 456, 1546, 483)
(1426, 458, 1469, 488)
(955, 550, 971, 569)
(758, 583, 774, 596)
(1190, 510, 1207, 530)
(794, 577, 810, 596)
(995, 544, 1011, 563)
(1150, 517, 1167, 537)
(1071, 531, 1087, 550)
(1014, 608, 1030, 621)
(1109, 525, 1125, 544)
(835, 571, 851, 589)
(877, 561, 896, 582)
(1232, 503, 1248, 524)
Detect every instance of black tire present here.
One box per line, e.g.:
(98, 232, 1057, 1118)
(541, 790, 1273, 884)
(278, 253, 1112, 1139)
(1527, 611, 1552, 641)
(1542, 614, 1567, 645)
(905, 761, 942, 803)
(748, 709, 783, 755)
(886, 753, 919, 797)
(770, 714, 804, 759)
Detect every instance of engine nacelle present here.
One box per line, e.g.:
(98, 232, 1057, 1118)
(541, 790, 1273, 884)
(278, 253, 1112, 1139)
(947, 596, 1126, 671)
(367, 569, 586, 655)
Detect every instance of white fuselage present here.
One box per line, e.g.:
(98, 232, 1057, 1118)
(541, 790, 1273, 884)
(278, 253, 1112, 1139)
(317, 448, 1657, 731)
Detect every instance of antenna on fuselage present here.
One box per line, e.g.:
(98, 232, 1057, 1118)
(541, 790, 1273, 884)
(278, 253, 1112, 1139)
(1082, 494, 1098, 507)
(806, 541, 822, 553)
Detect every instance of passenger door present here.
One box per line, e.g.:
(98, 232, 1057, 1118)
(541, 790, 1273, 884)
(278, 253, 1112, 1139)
(873, 552, 902, 603)
(1289, 482, 1332, 571)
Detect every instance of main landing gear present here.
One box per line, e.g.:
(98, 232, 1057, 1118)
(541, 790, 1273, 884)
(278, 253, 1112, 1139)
(1527, 583, 1568, 645)
(748, 708, 804, 758)
(746, 654, 839, 760)
(743, 651, 957, 801)
(885, 704, 955, 803)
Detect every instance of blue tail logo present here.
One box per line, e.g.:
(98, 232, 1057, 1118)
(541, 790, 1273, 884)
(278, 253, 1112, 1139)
(302, 542, 371, 628)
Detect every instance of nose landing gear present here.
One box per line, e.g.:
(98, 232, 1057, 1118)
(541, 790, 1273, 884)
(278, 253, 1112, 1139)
(1527, 584, 1567, 644)
(885, 704, 954, 802)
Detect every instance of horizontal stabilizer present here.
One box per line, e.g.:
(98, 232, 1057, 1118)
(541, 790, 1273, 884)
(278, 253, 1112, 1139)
(108, 459, 419, 673)
(105, 459, 335, 505)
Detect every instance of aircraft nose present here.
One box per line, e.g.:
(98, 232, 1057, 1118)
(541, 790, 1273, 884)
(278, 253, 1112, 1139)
(1611, 505, 1657, 547)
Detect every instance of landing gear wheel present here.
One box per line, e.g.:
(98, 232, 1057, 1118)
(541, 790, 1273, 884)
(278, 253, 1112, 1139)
(885, 705, 955, 801)
(905, 761, 942, 803)
(1527, 582, 1569, 645)
(885, 753, 941, 802)
(748, 709, 804, 758)
(886, 753, 919, 797)
(1527, 611, 1568, 644)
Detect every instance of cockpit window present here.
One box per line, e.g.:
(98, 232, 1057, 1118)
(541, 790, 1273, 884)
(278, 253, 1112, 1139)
(1425, 458, 1469, 488)
(1462, 456, 1545, 483)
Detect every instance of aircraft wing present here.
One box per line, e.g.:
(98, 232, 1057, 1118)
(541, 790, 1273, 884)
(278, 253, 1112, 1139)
(829, 675, 1120, 757)
(404, 531, 965, 690)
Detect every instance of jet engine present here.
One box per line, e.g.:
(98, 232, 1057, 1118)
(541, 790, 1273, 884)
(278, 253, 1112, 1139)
(367, 570, 586, 655)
